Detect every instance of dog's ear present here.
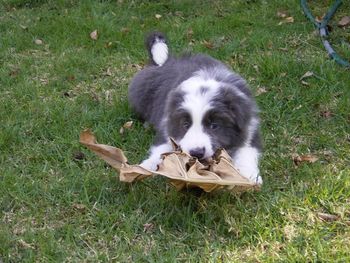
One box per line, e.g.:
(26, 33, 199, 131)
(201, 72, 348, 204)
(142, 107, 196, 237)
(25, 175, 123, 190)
(221, 88, 251, 132)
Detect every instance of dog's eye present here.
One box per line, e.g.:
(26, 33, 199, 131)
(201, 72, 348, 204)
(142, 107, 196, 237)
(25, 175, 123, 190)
(210, 122, 219, 130)
(183, 121, 191, 129)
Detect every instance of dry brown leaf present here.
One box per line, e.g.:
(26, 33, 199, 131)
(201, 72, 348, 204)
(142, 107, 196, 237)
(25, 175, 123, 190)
(120, 121, 133, 134)
(320, 110, 332, 118)
(155, 14, 162, 19)
(301, 80, 310, 86)
(131, 63, 143, 70)
(203, 40, 214, 49)
(105, 67, 112, 76)
(73, 151, 85, 161)
(187, 28, 194, 39)
(315, 16, 323, 23)
(300, 71, 314, 80)
(105, 41, 113, 48)
(277, 11, 288, 18)
(293, 154, 318, 165)
(256, 87, 267, 96)
(123, 121, 133, 129)
(80, 130, 260, 193)
(72, 203, 86, 211)
(90, 30, 98, 40)
(338, 16, 350, 27)
(9, 69, 20, 77)
(121, 27, 130, 33)
(285, 17, 294, 23)
(34, 39, 43, 45)
(143, 223, 154, 233)
(317, 212, 340, 222)
(18, 239, 35, 249)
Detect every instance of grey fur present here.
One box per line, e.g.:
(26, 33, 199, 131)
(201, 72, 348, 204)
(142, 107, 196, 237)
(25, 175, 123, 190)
(128, 32, 262, 156)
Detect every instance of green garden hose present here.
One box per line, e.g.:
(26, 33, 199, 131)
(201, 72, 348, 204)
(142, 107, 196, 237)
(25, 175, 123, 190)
(301, 0, 350, 67)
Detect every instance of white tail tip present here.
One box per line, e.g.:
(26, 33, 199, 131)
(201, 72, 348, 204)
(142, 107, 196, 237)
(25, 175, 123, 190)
(151, 37, 168, 66)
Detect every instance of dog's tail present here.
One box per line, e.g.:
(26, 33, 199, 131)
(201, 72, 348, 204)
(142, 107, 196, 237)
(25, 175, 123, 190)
(145, 32, 169, 66)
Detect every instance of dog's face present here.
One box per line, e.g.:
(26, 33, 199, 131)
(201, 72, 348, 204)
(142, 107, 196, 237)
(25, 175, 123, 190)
(166, 76, 252, 159)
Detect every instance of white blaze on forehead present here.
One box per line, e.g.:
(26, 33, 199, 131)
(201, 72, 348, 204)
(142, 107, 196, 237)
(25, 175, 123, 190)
(180, 76, 220, 116)
(177, 75, 221, 158)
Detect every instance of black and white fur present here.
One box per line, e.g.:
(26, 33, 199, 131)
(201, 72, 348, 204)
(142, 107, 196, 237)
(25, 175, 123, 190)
(128, 32, 262, 184)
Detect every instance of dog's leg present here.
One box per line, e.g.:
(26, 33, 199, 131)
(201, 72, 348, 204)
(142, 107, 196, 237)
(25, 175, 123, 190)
(140, 142, 172, 171)
(232, 146, 262, 184)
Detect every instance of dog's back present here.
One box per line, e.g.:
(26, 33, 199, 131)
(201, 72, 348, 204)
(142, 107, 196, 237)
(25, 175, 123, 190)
(128, 33, 251, 130)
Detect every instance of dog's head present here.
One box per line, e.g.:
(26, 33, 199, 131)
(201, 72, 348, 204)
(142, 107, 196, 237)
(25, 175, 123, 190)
(165, 73, 256, 159)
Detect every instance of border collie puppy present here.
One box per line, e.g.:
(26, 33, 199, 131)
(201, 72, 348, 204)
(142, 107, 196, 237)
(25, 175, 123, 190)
(128, 32, 262, 184)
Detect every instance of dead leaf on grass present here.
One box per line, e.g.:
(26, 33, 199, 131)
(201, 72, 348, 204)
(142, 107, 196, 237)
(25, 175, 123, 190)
(280, 72, 287, 77)
(121, 27, 130, 33)
(338, 16, 350, 27)
(293, 154, 319, 165)
(73, 151, 85, 161)
(300, 71, 314, 80)
(317, 212, 340, 222)
(286, 16, 294, 23)
(256, 86, 267, 96)
(34, 39, 43, 45)
(9, 69, 20, 77)
(301, 80, 310, 86)
(105, 67, 112, 76)
(131, 63, 143, 70)
(203, 40, 214, 49)
(105, 41, 113, 48)
(73, 203, 87, 211)
(186, 28, 194, 39)
(315, 15, 325, 23)
(277, 10, 288, 18)
(143, 223, 154, 233)
(90, 30, 98, 40)
(119, 121, 133, 134)
(320, 110, 332, 118)
(18, 239, 35, 249)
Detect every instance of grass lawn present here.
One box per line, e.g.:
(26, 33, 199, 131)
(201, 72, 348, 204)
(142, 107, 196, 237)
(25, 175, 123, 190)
(1, 0, 350, 262)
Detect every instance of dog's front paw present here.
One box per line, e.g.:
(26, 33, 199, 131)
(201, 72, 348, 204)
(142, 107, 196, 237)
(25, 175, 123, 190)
(236, 164, 262, 185)
(139, 157, 161, 171)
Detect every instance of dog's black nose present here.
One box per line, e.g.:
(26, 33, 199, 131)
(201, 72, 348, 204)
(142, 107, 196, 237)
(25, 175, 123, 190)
(189, 147, 205, 159)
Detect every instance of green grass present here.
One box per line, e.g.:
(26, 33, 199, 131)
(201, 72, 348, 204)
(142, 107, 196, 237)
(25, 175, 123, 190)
(1, 0, 350, 262)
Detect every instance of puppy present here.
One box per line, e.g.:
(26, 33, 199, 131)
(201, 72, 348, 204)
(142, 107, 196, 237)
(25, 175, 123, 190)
(128, 32, 262, 184)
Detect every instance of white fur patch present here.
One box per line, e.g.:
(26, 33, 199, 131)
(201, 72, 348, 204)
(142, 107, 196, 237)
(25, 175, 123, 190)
(140, 142, 172, 171)
(151, 37, 168, 66)
(178, 75, 222, 158)
(195, 68, 249, 100)
(232, 146, 262, 184)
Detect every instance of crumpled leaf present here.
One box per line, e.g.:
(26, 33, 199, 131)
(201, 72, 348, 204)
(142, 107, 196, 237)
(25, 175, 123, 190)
(293, 154, 318, 165)
(285, 16, 294, 23)
(90, 30, 98, 40)
(317, 212, 340, 222)
(80, 130, 260, 193)
(277, 11, 288, 18)
(338, 16, 350, 27)
(300, 71, 314, 80)
(34, 39, 43, 45)
(119, 121, 133, 134)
